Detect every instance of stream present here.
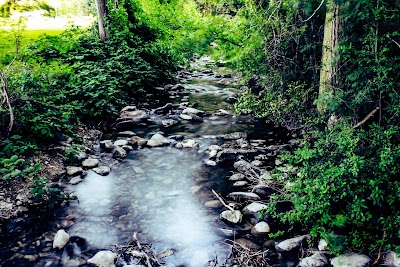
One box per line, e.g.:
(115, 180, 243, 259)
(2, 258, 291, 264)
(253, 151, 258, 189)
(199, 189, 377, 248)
(0, 57, 290, 267)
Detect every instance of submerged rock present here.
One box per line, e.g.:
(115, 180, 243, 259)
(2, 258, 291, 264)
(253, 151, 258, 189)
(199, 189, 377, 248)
(69, 176, 83, 185)
(147, 133, 170, 147)
(53, 229, 70, 250)
(87, 251, 117, 267)
(331, 253, 372, 267)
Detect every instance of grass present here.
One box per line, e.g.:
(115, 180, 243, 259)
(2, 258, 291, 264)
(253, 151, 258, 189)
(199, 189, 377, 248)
(0, 29, 64, 57)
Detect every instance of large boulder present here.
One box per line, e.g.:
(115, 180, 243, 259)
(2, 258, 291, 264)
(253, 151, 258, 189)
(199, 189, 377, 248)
(299, 253, 329, 267)
(331, 253, 372, 267)
(147, 134, 170, 147)
(87, 251, 117, 267)
(276, 235, 310, 252)
(53, 229, 70, 249)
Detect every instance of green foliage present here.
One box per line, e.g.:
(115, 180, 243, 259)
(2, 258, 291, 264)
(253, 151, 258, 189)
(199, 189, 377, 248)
(267, 124, 400, 252)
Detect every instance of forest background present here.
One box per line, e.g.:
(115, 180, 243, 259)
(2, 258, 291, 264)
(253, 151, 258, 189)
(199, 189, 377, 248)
(0, 0, 400, 258)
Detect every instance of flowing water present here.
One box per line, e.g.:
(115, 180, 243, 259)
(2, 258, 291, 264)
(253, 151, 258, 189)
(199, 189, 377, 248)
(0, 59, 282, 266)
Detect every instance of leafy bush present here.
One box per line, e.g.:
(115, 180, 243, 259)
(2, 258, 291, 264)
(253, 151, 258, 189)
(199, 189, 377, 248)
(267, 123, 400, 253)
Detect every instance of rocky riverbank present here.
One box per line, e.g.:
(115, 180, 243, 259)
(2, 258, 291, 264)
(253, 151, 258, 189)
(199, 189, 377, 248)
(1, 57, 399, 267)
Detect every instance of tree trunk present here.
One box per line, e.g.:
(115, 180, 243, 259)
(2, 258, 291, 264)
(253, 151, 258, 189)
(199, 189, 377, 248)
(318, 0, 341, 111)
(95, 0, 108, 41)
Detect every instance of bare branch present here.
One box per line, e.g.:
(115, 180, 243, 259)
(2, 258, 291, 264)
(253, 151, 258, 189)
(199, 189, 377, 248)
(353, 107, 379, 129)
(302, 0, 325, 23)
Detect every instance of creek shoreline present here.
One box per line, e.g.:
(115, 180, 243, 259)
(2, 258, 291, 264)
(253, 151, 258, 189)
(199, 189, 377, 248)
(0, 57, 391, 267)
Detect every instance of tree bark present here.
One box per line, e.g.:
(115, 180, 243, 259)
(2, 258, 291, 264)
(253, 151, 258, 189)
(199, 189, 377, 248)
(95, 0, 108, 41)
(318, 0, 341, 111)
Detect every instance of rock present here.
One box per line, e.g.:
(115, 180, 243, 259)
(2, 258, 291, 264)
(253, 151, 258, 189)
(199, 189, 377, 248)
(82, 158, 99, 168)
(87, 251, 117, 267)
(73, 151, 88, 162)
(299, 253, 329, 267)
(112, 146, 127, 158)
(219, 228, 238, 237)
(114, 110, 149, 130)
(66, 166, 83, 176)
(209, 150, 218, 158)
(252, 184, 274, 196)
(225, 96, 237, 104)
(384, 251, 400, 267)
(161, 119, 178, 127)
(276, 235, 310, 252)
(154, 103, 173, 115)
(117, 131, 136, 137)
(217, 78, 230, 86)
(233, 160, 255, 172)
(157, 248, 175, 259)
(331, 253, 372, 267)
(69, 176, 83, 185)
(114, 140, 129, 146)
(100, 140, 114, 151)
(217, 149, 258, 163)
(209, 145, 222, 151)
(229, 173, 245, 181)
(242, 202, 268, 216)
(204, 160, 217, 166)
(175, 139, 199, 148)
(182, 107, 205, 116)
(233, 181, 248, 187)
(147, 133, 170, 147)
(179, 114, 193, 120)
(227, 192, 261, 201)
(131, 136, 147, 146)
(53, 229, 70, 250)
(93, 166, 111, 176)
(121, 106, 137, 112)
(251, 222, 270, 235)
(205, 200, 223, 208)
(318, 239, 328, 251)
(220, 132, 248, 140)
(171, 84, 185, 91)
(220, 210, 242, 223)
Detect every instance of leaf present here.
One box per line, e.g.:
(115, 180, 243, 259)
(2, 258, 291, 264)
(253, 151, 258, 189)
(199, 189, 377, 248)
(3, 173, 11, 180)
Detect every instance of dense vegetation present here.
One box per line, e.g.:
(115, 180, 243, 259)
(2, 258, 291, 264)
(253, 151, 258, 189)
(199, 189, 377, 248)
(1, 0, 400, 258)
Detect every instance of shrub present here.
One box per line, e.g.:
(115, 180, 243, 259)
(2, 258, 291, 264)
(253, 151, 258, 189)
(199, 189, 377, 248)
(267, 123, 400, 253)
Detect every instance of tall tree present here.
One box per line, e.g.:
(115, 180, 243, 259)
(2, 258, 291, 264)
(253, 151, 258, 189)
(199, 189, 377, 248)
(95, 0, 108, 41)
(318, 0, 341, 111)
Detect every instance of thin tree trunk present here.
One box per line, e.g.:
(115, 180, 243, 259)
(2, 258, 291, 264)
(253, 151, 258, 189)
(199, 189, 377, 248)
(95, 0, 108, 41)
(318, 0, 341, 111)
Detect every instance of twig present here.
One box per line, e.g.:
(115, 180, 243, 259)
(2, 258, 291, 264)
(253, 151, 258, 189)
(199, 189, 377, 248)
(0, 72, 14, 137)
(371, 244, 383, 266)
(212, 189, 234, 211)
(391, 38, 400, 49)
(302, 0, 325, 23)
(353, 107, 379, 129)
